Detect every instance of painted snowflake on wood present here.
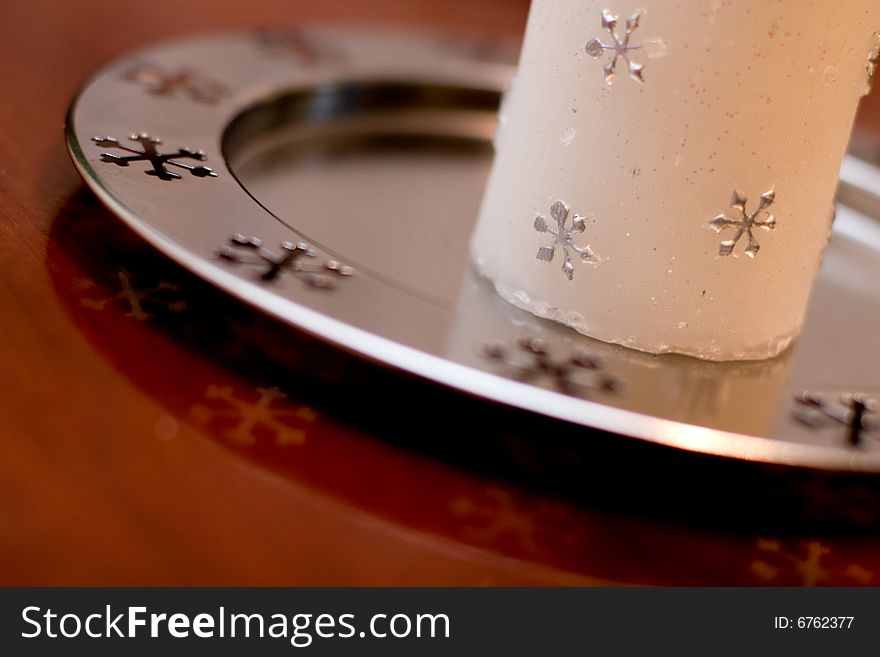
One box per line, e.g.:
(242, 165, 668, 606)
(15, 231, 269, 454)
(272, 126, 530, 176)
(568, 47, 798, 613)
(750, 538, 872, 586)
(77, 269, 187, 321)
(190, 385, 317, 447)
(449, 487, 579, 554)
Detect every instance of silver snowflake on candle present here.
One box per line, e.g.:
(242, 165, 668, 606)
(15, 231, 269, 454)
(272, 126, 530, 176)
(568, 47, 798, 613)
(585, 9, 645, 84)
(534, 200, 597, 281)
(868, 38, 879, 93)
(709, 189, 777, 258)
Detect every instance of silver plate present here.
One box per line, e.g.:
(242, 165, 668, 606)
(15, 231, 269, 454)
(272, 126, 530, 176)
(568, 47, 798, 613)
(66, 28, 880, 474)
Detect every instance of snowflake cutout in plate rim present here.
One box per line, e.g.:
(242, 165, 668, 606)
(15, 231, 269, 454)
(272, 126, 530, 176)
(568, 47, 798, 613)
(218, 234, 353, 289)
(585, 9, 646, 84)
(709, 188, 777, 258)
(482, 336, 621, 397)
(534, 200, 598, 281)
(794, 391, 879, 447)
(93, 133, 218, 181)
(123, 62, 228, 104)
(254, 27, 345, 64)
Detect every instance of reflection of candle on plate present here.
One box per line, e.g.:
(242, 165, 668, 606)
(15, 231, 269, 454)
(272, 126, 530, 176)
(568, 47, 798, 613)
(448, 267, 795, 437)
(471, 0, 879, 361)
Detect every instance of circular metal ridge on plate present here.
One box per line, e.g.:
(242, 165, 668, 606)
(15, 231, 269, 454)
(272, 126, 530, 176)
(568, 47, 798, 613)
(66, 27, 880, 473)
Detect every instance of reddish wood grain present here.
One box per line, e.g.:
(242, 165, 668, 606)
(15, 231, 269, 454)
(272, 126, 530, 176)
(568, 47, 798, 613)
(1, 0, 879, 586)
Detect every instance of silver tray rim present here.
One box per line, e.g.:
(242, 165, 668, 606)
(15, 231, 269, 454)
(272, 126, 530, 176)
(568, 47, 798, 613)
(65, 26, 880, 474)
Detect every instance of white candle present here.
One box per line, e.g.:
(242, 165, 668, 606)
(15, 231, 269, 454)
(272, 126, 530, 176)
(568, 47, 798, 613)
(471, 0, 879, 360)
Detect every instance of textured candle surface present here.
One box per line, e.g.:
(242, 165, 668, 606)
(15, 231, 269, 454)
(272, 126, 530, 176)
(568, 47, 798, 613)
(472, 0, 879, 360)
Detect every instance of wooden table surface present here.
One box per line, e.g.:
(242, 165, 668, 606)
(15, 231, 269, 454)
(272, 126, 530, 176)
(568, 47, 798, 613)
(2, 0, 880, 586)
